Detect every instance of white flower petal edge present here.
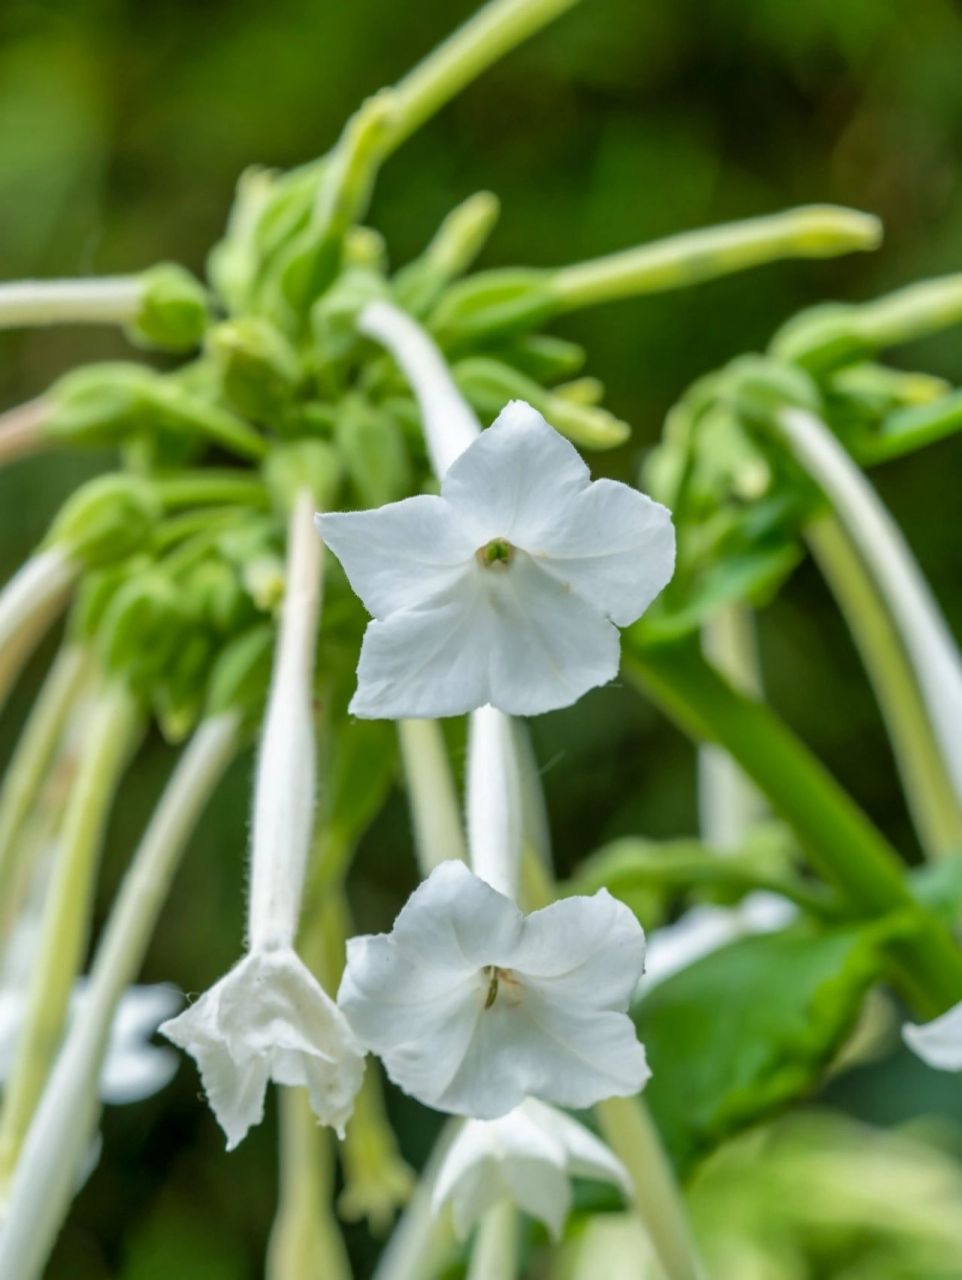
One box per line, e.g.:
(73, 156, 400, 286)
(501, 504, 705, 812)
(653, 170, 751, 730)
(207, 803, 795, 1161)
(337, 860, 649, 1120)
(160, 949, 365, 1149)
(432, 1098, 631, 1239)
(903, 1000, 962, 1071)
(316, 400, 675, 719)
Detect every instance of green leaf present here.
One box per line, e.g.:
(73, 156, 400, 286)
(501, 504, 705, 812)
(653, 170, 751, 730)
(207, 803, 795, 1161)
(635, 924, 882, 1178)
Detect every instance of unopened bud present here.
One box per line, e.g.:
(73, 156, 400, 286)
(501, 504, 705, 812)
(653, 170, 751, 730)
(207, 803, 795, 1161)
(45, 474, 160, 567)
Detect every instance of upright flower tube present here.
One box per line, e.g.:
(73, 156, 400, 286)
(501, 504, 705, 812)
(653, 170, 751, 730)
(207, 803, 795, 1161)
(160, 492, 364, 1147)
(776, 407, 962, 804)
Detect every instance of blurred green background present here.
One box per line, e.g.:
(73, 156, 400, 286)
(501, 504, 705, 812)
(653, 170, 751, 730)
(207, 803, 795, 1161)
(2, 0, 962, 1274)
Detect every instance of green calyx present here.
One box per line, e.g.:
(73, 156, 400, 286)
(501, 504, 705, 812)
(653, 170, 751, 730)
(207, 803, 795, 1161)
(130, 264, 210, 353)
(44, 474, 161, 567)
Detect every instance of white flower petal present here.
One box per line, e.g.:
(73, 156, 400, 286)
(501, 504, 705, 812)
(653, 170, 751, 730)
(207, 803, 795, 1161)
(904, 1001, 962, 1071)
(99, 1045, 179, 1106)
(338, 864, 649, 1119)
(533, 478, 676, 627)
(108, 982, 182, 1047)
(316, 497, 474, 619)
(161, 949, 364, 1148)
(483, 553, 621, 716)
(432, 1099, 629, 1240)
(348, 579, 490, 719)
(441, 401, 590, 546)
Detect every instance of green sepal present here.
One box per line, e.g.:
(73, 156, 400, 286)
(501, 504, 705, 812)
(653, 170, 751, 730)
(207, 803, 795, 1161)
(205, 624, 275, 727)
(129, 264, 209, 353)
(207, 317, 301, 422)
(430, 267, 557, 350)
(44, 473, 161, 566)
(335, 396, 412, 508)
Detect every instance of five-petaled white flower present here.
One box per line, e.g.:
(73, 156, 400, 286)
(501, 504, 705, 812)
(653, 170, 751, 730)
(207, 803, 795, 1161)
(161, 949, 364, 1149)
(315, 400, 675, 720)
(904, 1000, 962, 1072)
(337, 860, 649, 1119)
(433, 1098, 631, 1239)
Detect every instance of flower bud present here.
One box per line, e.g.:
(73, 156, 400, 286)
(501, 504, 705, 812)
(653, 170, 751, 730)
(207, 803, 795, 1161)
(721, 355, 822, 429)
(264, 441, 343, 514)
(312, 266, 392, 362)
(207, 317, 301, 421)
(453, 356, 629, 449)
(430, 267, 557, 349)
(97, 571, 185, 694)
(154, 629, 215, 743)
(205, 625, 274, 725)
(393, 191, 500, 317)
(44, 363, 156, 448)
(44, 474, 160, 567)
(128, 264, 209, 353)
(335, 397, 411, 508)
(492, 333, 586, 383)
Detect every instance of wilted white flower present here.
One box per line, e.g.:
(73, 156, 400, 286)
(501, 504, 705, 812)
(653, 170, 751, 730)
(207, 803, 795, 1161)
(433, 1098, 631, 1239)
(0, 982, 180, 1106)
(337, 860, 649, 1119)
(904, 1001, 962, 1071)
(316, 400, 674, 720)
(161, 492, 364, 1148)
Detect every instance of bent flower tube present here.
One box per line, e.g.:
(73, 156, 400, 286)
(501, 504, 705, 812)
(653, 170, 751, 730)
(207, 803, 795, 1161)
(433, 1097, 631, 1239)
(337, 860, 649, 1119)
(904, 1001, 962, 1072)
(316, 400, 675, 719)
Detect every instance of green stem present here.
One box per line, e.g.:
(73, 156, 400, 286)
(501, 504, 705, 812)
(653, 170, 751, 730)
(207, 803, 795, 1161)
(808, 514, 962, 859)
(267, 1087, 352, 1280)
(466, 1202, 518, 1280)
(551, 205, 881, 312)
(372, 1121, 460, 1280)
(0, 645, 90, 926)
(0, 681, 140, 1191)
(623, 635, 962, 1016)
(387, 0, 583, 151)
(597, 1097, 705, 1280)
(0, 714, 238, 1279)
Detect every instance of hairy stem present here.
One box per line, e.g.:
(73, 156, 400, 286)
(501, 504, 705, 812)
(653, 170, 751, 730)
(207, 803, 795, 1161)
(466, 1201, 518, 1280)
(0, 278, 141, 329)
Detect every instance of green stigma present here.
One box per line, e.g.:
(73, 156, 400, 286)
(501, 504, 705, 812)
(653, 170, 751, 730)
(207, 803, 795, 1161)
(477, 538, 514, 568)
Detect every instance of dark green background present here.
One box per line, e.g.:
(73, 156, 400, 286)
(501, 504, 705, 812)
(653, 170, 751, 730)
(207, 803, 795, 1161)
(2, 0, 962, 1274)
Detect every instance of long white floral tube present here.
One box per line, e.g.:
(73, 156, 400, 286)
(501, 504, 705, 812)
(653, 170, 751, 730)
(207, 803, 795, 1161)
(0, 278, 142, 329)
(247, 489, 323, 950)
(0, 549, 75, 711)
(467, 705, 522, 899)
(777, 407, 962, 803)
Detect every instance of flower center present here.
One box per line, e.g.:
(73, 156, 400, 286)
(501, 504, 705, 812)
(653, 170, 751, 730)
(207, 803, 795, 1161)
(481, 965, 522, 1009)
(475, 538, 515, 569)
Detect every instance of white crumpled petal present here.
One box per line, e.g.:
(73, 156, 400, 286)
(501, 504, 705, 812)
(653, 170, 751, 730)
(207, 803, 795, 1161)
(904, 1001, 962, 1071)
(433, 1097, 631, 1239)
(337, 861, 649, 1119)
(161, 949, 365, 1149)
(317, 400, 675, 720)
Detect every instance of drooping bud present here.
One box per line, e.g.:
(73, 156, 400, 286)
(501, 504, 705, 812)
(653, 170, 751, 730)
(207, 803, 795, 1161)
(207, 317, 301, 421)
(129, 264, 209, 352)
(44, 474, 161, 567)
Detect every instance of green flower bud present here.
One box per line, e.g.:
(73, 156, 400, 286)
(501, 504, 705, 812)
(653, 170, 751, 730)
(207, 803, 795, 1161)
(263, 440, 343, 513)
(129, 264, 209, 353)
(722, 355, 822, 429)
(430, 268, 557, 350)
(207, 166, 279, 312)
(206, 624, 274, 726)
(492, 333, 586, 383)
(393, 191, 500, 317)
(453, 356, 629, 449)
(336, 396, 411, 508)
(207, 317, 301, 422)
(69, 558, 148, 643)
(312, 267, 392, 363)
(97, 571, 185, 694)
(154, 629, 216, 743)
(44, 474, 161, 567)
(45, 363, 157, 448)
(769, 302, 870, 373)
(345, 226, 388, 273)
(182, 559, 250, 633)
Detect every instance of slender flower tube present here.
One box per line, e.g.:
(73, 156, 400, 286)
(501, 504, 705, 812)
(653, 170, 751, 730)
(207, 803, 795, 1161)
(0, 549, 75, 713)
(467, 705, 522, 899)
(160, 493, 364, 1148)
(397, 719, 468, 876)
(0, 714, 238, 1279)
(0, 278, 142, 329)
(0, 398, 48, 469)
(776, 407, 962, 804)
(432, 1097, 630, 1239)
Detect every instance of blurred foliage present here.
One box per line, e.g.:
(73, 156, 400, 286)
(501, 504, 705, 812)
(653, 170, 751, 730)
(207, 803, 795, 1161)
(2, 0, 962, 1275)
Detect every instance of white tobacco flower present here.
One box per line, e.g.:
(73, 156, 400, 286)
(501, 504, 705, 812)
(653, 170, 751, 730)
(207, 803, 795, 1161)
(904, 1002, 962, 1072)
(160, 492, 364, 1148)
(433, 1098, 631, 1239)
(316, 400, 675, 719)
(337, 860, 649, 1120)
(0, 982, 180, 1106)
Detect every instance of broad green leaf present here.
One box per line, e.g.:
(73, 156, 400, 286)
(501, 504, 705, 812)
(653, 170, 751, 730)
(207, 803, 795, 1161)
(634, 925, 882, 1178)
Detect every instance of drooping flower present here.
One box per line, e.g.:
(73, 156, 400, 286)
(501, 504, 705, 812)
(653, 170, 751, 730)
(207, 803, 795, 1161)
(337, 859, 649, 1120)
(160, 491, 364, 1148)
(904, 1001, 962, 1071)
(316, 400, 675, 720)
(432, 1098, 631, 1239)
